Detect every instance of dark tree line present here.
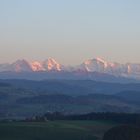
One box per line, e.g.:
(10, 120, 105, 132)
(24, 112, 140, 126)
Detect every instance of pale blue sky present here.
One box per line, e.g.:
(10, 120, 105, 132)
(0, 0, 140, 65)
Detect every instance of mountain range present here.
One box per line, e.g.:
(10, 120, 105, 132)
(0, 57, 140, 81)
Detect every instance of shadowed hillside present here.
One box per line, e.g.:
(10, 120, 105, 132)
(103, 125, 140, 140)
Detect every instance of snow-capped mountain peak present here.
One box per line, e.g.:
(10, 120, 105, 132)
(30, 58, 63, 72)
(81, 57, 109, 72)
(95, 57, 108, 68)
(42, 58, 62, 71)
(31, 61, 45, 71)
(11, 59, 32, 72)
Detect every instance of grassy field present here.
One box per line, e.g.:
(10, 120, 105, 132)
(0, 120, 117, 140)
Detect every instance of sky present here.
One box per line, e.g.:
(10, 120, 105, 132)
(0, 0, 140, 65)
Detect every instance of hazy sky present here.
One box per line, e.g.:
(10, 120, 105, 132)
(0, 0, 140, 65)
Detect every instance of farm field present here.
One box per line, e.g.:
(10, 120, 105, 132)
(0, 120, 117, 140)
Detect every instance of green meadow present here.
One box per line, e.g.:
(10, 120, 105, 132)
(0, 120, 117, 140)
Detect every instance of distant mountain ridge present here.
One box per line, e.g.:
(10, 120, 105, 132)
(1, 57, 140, 80)
(0, 79, 140, 117)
